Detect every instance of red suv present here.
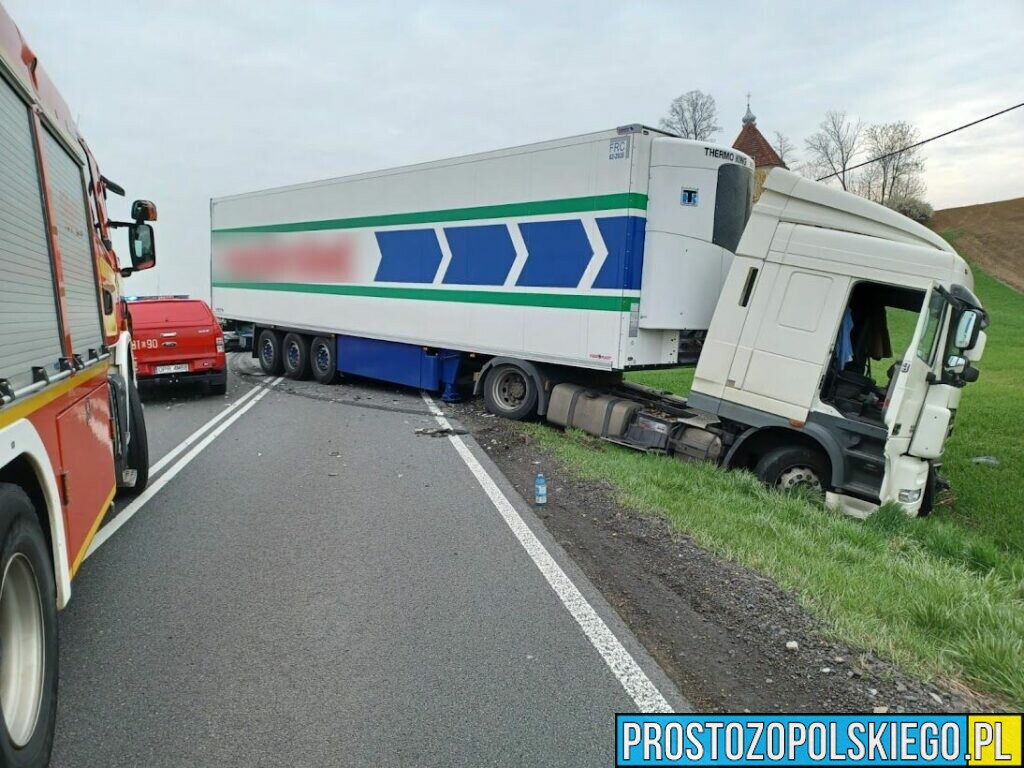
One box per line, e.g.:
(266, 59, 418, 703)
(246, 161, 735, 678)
(129, 297, 227, 395)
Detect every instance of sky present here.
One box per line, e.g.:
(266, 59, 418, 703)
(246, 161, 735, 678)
(6, 1, 1023, 299)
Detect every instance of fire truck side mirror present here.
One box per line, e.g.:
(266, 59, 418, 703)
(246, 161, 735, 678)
(127, 223, 156, 272)
(131, 199, 157, 222)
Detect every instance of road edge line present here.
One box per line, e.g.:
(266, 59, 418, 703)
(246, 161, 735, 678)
(86, 377, 283, 559)
(420, 392, 673, 714)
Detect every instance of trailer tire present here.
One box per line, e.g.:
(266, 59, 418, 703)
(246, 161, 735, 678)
(310, 336, 339, 385)
(123, 383, 150, 495)
(0, 484, 58, 768)
(257, 329, 284, 376)
(754, 446, 828, 494)
(483, 364, 538, 420)
(282, 333, 312, 380)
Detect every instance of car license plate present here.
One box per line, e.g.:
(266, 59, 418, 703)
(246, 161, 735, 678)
(155, 364, 189, 374)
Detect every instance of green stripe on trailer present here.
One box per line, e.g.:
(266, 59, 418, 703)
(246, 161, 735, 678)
(212, 281, 637, 311)
(211, 192, 648, 235)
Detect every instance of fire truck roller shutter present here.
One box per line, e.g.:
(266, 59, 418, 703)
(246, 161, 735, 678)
(0, 76, 65, 392)
(41, 129, 104, 359)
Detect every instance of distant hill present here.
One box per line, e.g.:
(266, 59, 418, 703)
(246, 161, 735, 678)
(931, 197, 1024, 292)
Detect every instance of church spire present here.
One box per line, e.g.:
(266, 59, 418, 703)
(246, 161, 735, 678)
(742, 92, 756, 125)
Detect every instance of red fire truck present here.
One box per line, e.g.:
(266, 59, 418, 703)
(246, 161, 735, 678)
(0, 5, 158, 764)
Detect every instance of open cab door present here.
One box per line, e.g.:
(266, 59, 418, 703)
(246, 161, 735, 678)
(882, 285, 948, 440)
(879, 285, 951, 512)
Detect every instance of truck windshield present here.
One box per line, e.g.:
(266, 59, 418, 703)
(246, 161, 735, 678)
(712, 163, 754, 253)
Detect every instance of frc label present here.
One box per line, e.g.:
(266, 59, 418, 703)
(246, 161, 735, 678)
(610, 136, 631, 160)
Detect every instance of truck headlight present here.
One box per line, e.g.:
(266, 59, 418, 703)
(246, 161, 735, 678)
(898, 489, 922, 503)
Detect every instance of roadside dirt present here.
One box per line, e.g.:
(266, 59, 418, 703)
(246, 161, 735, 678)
(450, 400, 990, 714)
(932, 197, 1024, 291)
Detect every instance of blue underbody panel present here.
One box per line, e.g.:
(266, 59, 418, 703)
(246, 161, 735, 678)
(336, 335, 461, 399)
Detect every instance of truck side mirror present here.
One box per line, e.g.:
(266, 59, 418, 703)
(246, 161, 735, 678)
(954, 310, 980, 350)
(946, 355, 966, 374)
(131, 199, 158, 222)
(128, 223, 156, 271)
(964, 330, 986, 363)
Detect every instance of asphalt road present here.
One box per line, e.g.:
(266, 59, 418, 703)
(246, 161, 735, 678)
(51, 355, 685, 767)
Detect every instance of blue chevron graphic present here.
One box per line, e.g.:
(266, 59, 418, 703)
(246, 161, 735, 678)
(443, 224, 517, 286)
(592, 216, 646, 290)
(374, 229, 443, 283)
(515, 219, 593, 288)
(372, 216, 646, 291)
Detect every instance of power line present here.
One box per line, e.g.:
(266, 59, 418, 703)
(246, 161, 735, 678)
(816, 101, 1024, 182)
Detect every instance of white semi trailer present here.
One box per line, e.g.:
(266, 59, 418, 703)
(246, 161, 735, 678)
(211, 125, 987, 516)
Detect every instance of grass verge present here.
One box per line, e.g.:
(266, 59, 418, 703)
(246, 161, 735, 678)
(529, 257, 1024, 707)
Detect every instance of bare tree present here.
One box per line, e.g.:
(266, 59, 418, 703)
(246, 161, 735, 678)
(804, 110, 862, 191)
(772, 131, 798, 169)
(660, 90, 721, 140)
(856, 121, 925, 204)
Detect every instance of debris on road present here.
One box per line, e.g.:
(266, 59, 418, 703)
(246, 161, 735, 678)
(414, 426, 468, 437)
(970, 455, 1000, 466)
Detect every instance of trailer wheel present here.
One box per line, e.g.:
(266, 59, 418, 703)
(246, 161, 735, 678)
(483, 364, 538, 420)
(257, 330, 284, 376)
(755, 446, 828, 494)
(310, 336, 339, 385)
(0, 484, 58, 768)
(122, 383, 150, 495)
(282, 333, 311, 380)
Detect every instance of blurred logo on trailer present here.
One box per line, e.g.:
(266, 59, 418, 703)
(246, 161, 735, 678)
(219, 233, 355, 282)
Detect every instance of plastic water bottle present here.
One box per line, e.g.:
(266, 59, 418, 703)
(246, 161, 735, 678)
(534, 473, 547, 505)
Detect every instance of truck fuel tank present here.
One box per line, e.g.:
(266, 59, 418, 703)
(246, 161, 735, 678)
(547, 383, 724, 463)
(546, 384, 640, 438)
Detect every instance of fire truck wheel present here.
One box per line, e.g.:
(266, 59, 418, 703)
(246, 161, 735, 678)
(754, 445, 828, 494)
(124, 384, 150, 495)
(483, 364, 538, 420)
(257, 330, 284, 376)
(310, 337, 339, 385)
(0, 484, 58, 768)
(282, 334, 312, 380)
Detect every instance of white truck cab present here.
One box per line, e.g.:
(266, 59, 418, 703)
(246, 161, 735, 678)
(688, 168, 987, 516)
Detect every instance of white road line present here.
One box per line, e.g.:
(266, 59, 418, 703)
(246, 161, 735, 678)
(149, 382, 264, 477)
(86, 377, 283, 559)
(420, 392, 673, 713)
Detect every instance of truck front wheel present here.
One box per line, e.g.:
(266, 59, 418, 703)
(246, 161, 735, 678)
(483, 364, 538, 420)
(257, 330, 284, 376)
(754, 446, 828, 494)
(0, 484, 58, 768)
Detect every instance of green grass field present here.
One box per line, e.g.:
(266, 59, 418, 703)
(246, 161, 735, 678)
(531, 250, 1024, 707)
